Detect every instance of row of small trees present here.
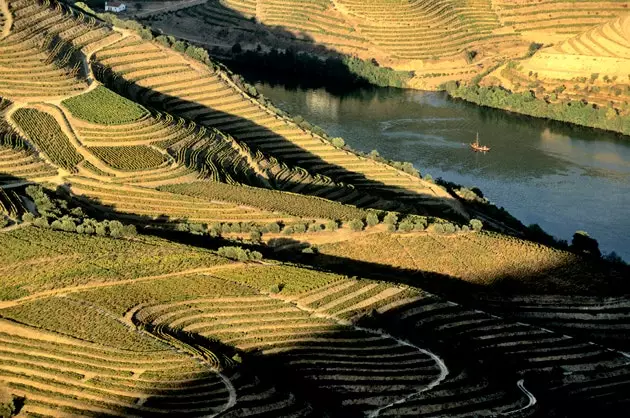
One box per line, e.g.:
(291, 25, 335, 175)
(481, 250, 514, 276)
(176, 212, 483, 243)
(23, 186, 137, 239)
(217, 246, 263, 261)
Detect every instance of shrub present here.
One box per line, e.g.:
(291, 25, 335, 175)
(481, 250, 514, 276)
(397, 220, 414, 233)
(386, 223, 396, 232)
(95, 224, 107, 236)
(269, 283, 284, 294)
(250, 229, 262, 243)
(0, 217, 8, 228)
(22, 213, 34, 222)
(413, 217, 428, 231)
(292, 223, 307, 234)
(266, 222, 281, 234)
(383, 212, 398, 225)
(325, 220, 338, 231)
(217, 246, 263, 261)
(443, 223, 456, 234)
(331, 137, 345, 148)
(349, 219, 364, 232)
(469, 219, 483, 232)
(433, 224, 445, 234)
(308, 223, 323, 233)
(366, 212, 379, 227)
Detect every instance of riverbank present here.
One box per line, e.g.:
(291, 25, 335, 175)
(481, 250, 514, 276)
(255, 83, 630, 260)
(443, 82, 630, 138)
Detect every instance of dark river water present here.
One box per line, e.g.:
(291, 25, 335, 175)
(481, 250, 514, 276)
(257, 83, 630, 260)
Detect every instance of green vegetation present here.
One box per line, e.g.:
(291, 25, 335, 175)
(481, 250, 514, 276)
(217, 246, 263, 261)
(445, 83, 630, 136)
(2, 297, 162, 350)
(12, 108, 83, 171)
(0, 227, 225, 300)
(160, 182, 369, 221)
(89, 146, 166, 170)
(62, 86, 148, 125)
(77, 274, 256, 316)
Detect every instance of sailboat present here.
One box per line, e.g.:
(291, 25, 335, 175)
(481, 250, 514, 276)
(470, 133, 490, 152)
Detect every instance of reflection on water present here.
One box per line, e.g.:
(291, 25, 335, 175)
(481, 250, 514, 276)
(258, 83, 630, 260)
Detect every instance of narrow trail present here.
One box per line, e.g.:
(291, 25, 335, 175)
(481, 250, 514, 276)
(273, 293, 449, 417)
(0, 0, 12, 39)
(0, 263, 243, 310)
(503, 379, 537, 415)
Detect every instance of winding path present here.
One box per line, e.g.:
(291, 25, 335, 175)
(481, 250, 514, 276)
(503, 379, 537, 415)
(275, 292, 449, 417)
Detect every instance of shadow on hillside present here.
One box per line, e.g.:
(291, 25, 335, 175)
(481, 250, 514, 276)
(91, 64, 471, 224)
(135, 0, 403, 94)
(3, 173, 630, 416)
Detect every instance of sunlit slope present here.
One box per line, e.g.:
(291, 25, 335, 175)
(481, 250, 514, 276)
(91, 34, 462, 214)
(493, 0, 630, 35)
(0, 0, 120, 101)
(520, 13, 630, 80)
(1, 226, 630, 416)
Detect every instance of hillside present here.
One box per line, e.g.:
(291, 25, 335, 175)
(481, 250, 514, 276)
(128, 0, 630, 135)
(133, 0, 630, 86)
(1, 1, 630, 417)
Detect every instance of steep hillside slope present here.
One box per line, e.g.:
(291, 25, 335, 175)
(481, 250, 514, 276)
(137, 0, 630, 86)
(0, 227, 628, 416)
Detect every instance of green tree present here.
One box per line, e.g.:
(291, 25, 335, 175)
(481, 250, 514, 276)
(383, 212, 398, 226)
(397, 220, 414, 233)
(366, 212, 379, 227)
(250, 229, 262, 243)
(266, 222, 281, 233)
(349, 219, 364, 232)
(331, 137, 345, 148)
(469, 219, 483, 232)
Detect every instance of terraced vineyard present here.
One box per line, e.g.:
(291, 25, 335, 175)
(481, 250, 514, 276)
(1, 1, 629, 416)
(11, 107, 83, 172)
(493, 0, 630, 35)
(92, 35, 461, 215)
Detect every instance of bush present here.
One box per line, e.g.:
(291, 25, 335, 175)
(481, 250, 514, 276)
(386, 223, 396, 232)
(397, 220, 414, 233)
(469, 219, 483, 232)
(22, 213, 34, 222)
(383, 212, 398, 225)
(366, 212, 379, 227)
(308, 223, 323, 233)
(217, 246, 263, 261)
(0, 217, 8, 228)
(443, 223, 456, 234)
(349, 219, 364, 232)
(325, 220, 338, 231)
(250, 229, 262, 243)
(413, 217, 428, 231)
(266, 222, 281, 234)
(331, 137, 345, 148)
(269, 283, 284, 294)
(292, 223, 307, 234)
(433, 224, 445, 234)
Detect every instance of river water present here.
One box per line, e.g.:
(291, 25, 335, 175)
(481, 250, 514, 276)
(256, 84, 630, 260)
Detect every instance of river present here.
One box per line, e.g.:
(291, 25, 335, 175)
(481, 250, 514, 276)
(256, 84, 630, 260)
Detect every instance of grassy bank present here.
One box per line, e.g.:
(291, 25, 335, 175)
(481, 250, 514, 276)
(444, 82, 630, 137)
